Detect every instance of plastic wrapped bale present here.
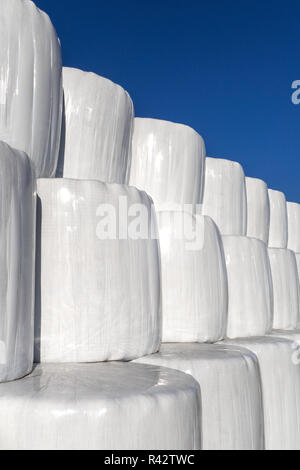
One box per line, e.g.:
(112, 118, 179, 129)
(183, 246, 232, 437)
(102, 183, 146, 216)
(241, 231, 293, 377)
(0, 0, 62, 177)
(223, 336, 300, 450)
(268, 248, 300, 329)
(35, 179, 161, 363)
(157, 211, 228, 343)
(57, 68, 134, 183)
(222, 236, 273, 338)
(295, 253, 300, 288)
(0, 142, 36, 382)
(134, 343, 264, 450)
(202, 158, 247, 235)
(0, 362, 201, 450)
(129, 118, 205, 211)
(268, 189, 288, 248)
(246, 177, 270, 244)
(287, 202, 300, 253)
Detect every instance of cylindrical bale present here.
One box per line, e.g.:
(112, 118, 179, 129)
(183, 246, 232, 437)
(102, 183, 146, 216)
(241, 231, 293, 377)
(202, 158, 247, 235)
(268, 248, 300, 329)
(57, 67, 134, 183)
(134, 343, 264, 450)
(222, 236, 273, 338)
(35, 179, 161, 363)
(157, 211, 228, 343)
(0, 141, 36, 383)
(246, 177, 270, 244)
(129, 118, 205, 211)
(0, 362, 201, 450)
(0, 0, 62, 177)
(223, 336, 300, 450)
(287, 202, 300, 252)
(268, 189, 288, 248)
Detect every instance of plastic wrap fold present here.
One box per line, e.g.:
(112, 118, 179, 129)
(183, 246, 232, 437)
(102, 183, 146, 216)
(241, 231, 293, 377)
(222, 236, 273, 338)
(202, 158, 247, 235)
(0, 142, 36, 383)
(129, 118, 205, 211)
(134, 343, 264, 450)
(157, 211, 228, 343)
(0, 362, 201, 450)
(268, 248, 300, 329)
(223, 336, 300, 450)
(35, 179, 161, 363)
(57, 68, 134, 183)
(268, 189, 288, 248)
(287, 202, 300, 252)
(246, 177, 270, 244)
(0, 0, 62, 177)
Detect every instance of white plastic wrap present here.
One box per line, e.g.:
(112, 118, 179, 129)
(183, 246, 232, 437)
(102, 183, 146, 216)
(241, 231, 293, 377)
(0, 0, 62, 177)
(222, 236, 273, 338)
(287, 202, 300, 252)
(268, 189, 288, 248)
(0, 142, 36, 383)
(268, 248, 300, 329)
(57, 67, 134, 183)
(0, 362, 201, 450)
(134, 343, 264, 450)
(295, 253, 300, 287)
(129, 118, 205, 210)
(157, 211, 228, 343)
(223, 336, 300, 450)
(202, 158, 247, 235)
(246, 177, 270, 244)
(35, 179, 161, 363)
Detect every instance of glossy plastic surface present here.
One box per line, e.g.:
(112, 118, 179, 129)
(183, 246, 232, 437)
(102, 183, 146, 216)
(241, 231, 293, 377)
(129, 118, 205, 210)
(268, 189, 288, 248)
(35, 179, 161, 363)
(287, 202, 300, 252)
(134, 343, 264, 450)
(0, 142, 36, 383)
(268, 248, 300, 329)
(0, 0, 62, 177)
(202, 158, 247, 235)
(222, 235, 273, 338)
(157, 211, 228, 343)
(246, 177, 270, 244)
(0, 362, 201, 450)
(57, 67, 134, 183)
(223, 336, 300, 450)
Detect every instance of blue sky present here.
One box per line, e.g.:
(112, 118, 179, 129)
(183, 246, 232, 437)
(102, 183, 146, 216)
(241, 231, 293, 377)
(36, 0, 300, 201)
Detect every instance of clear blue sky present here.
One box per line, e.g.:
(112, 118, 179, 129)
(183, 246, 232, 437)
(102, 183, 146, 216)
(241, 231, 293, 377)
(35, 0, 300, 202)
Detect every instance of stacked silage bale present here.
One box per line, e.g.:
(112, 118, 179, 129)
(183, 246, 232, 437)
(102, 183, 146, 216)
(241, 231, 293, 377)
(130, 128, 264, 450)
(0, 0, 63, 382)
(267, 199, 300, 344)
(219, 174, 300, 449)
(0, 0, 202, 451)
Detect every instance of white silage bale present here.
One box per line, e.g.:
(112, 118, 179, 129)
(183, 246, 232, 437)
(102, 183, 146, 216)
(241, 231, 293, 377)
(0, 142, 36, 382)
(202, 157, 247, 235)
(223, 336, 300, 450)
(0, 362, 201, 450)
(222, 235, 273, 338)
(246, 177, 270, 244)
(35, 178, 161, 363)
(268, 189, 288, 248)
(157, 211, 228, 343)
(57, 67, 134, 183)
(129, 118, 205, 211)
(268, 247, 300, 329)
(287, 202, 300, 252)
(134, 343, 264, 450)
(0, 0, 62, 177)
